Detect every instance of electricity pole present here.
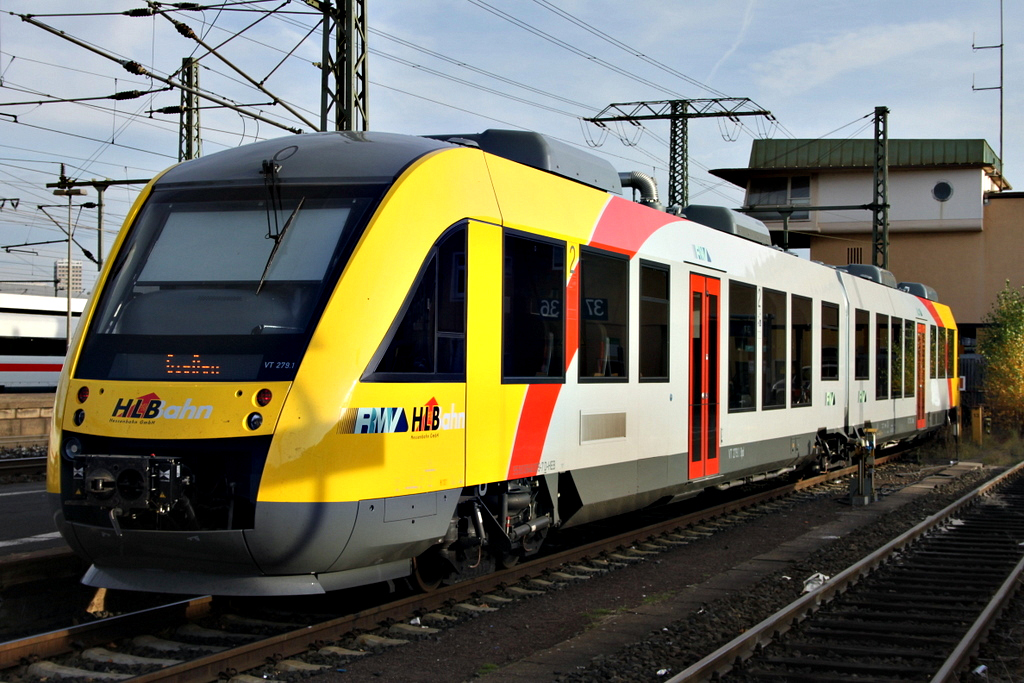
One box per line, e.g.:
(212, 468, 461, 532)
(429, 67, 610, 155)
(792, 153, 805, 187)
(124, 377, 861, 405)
(871, 106, 889, 269)
(179, 57, 201, 161)
(306, 0, 368, 131)
(586, 98, 773, 208)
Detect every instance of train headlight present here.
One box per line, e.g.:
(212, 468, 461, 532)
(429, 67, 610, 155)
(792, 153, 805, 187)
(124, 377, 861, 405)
(255, 388, 272, 407)
(62, 436, 83, 460)
(77, 386, 89, 403)
(246, 412, 263, 431)
(73, 409, 86, 426)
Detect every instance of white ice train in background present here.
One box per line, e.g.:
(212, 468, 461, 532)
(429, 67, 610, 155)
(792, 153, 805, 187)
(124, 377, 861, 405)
(0, 293, 86, 391)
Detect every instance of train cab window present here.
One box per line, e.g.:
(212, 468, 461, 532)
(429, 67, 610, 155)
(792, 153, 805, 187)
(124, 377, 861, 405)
(876, 313, 889, 400)
(639, 261, 669, 381)
(502, 232, 565, 382)
(728, 281, 756, 412)
(903, 321, 915, 397)
(368, 226, 466, 380)
(579, 248, 629, 381)
(854, 309, 869, 380)
(821, 302, 840, 381)
(762, 288, 786, 409)
(792, 295, 812, 406)
(891, 318, 903, 398)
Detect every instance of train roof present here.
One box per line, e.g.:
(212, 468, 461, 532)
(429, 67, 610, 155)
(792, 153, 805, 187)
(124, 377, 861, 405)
(155, 130, 624, 196)
(156, 131, 452, 187)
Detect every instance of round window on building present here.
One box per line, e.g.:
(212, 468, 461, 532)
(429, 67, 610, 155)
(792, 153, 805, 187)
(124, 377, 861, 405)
(932, 181, 953, 202)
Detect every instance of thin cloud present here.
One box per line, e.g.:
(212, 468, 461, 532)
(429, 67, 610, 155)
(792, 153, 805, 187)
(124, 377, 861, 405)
(706, 0, 758, 86)
(753, 21, 963, 97)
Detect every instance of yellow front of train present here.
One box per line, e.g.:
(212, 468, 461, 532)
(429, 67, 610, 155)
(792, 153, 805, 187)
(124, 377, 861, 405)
(46, 131, 502, 595)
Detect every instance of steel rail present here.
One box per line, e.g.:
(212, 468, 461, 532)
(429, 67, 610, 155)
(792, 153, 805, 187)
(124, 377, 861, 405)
(0, 456, 46, 475)
(669, 458, 1024, 683)
(931, 552, 1024, 681)
(0, 598, 212, 668)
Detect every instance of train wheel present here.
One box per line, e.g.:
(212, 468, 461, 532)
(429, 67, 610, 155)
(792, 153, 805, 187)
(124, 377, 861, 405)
(411, 551, 446, 592)
(495, 549, 521, 569)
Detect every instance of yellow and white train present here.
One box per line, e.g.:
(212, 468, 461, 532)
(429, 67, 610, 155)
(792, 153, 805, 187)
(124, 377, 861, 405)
(48, 130, 959, 595)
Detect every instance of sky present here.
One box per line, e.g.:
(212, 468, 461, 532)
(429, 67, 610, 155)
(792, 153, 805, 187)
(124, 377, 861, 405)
(0, 0, 1017, 295)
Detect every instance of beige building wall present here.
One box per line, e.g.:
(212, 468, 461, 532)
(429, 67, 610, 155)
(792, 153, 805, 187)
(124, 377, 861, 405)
(804, 193, 1024, 329)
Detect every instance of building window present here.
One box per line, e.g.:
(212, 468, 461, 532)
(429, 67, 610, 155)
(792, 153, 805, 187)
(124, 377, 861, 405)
(747, 176, 810, 220)
(821, 302, 840, 381)
(502, 232, 565, 382)
(854, 309, 869, 380)
(728, 281, 756, 412)
(579, 248, 629, 381)
(876, 313, 889, 400)
(932, 181, 953, 202)
(792, 295, 812, 406)
(639, 261, 669, 381)
(762, 288, 787, 409)
(369, 226, 466, 380)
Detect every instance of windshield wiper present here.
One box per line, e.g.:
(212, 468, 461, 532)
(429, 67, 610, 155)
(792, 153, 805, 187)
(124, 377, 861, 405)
(257, 196, 304, 295)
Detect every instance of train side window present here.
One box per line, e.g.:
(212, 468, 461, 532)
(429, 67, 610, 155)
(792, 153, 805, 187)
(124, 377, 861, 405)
(876, 313, 889, 400)
(930, 325, 938, 379)
(639, 261, 669, 382)
(728, 281, 756, 412)
(503, 232, 565, 383)
(942, 327, 950, 378)
(762, 288, 786, 409)
(946, 328, 955, 378)
(891, 318, 903, 398)
(579, 248, 629, 381)
(821, 302, 840, 381)
(792, 295, 812, 406)
(903, 321, 915, 397)
(854, 309, 869, 380)
(367, 226, 466, 381)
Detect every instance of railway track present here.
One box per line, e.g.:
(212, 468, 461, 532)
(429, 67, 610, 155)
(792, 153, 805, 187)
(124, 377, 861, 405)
(0, 455, 46, 476)
(0, 459, 882, 683)
(673, 459, 1024, 683)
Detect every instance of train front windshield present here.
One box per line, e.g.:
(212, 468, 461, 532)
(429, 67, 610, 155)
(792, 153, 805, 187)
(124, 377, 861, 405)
(76, 186, 376, 382)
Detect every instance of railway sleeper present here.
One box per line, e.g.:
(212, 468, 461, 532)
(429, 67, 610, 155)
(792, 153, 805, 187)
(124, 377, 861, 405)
(872, 573, 1008, 589)
(776, 640, 946, 661)
(823, 608, 977, 625)
(835, 598, 981, 616)
(804, 623, 963, 642)
(860, 580, 1008, 597)
(751, 655, 938, 677)
(885, 564, 1013, 580)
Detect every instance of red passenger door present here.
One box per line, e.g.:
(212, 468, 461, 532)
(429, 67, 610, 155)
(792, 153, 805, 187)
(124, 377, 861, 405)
(689, 274, 720, 479)
(916, 323, 926, 429)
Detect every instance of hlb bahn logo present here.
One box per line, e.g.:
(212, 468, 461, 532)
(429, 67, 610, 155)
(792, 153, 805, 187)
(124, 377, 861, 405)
(111, 392, 213, 423)
(351, 397, 465, 435)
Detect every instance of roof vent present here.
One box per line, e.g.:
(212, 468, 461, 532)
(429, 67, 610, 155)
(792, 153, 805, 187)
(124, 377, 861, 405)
(898, 281, 940, 302)
(682, 205, 772, 246)
(841, 264, 897, 288)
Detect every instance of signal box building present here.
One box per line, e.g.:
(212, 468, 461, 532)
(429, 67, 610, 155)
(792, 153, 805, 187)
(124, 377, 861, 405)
(710, 138, 1022, 352)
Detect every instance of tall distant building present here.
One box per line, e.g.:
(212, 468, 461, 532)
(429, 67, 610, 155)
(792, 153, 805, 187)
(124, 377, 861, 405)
(55, 259, 83, 295)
